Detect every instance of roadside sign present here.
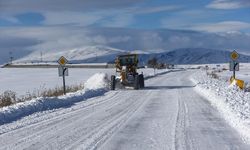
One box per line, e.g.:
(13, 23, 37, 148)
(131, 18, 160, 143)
(58, 66, 68, 77)
(57, 56, 69, 95)
(231, 51, 239, 61)
(229, 61, 239, 71)
(58, 56, 68, 66)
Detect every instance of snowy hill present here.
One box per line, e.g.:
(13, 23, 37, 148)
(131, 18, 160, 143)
(16, 46, 250, 65)
(155, 48, 250, 64)
(15, 45, 127, 63)
(82, 48, 250, 64)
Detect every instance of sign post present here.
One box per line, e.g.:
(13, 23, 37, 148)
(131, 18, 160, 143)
(230, 50, 239, 79)
(58, 56, 68, 95)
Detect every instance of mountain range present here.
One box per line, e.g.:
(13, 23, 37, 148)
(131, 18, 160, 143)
(15, 46, 250, 65)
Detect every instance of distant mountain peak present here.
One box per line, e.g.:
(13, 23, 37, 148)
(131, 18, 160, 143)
(15, 47, 250, 64)
(156, 48, 250, 64)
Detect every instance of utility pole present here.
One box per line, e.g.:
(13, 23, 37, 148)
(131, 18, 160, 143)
(9, 51, 13, 64)
(95, 51, 98, 61)
(40, 51, 43, 62)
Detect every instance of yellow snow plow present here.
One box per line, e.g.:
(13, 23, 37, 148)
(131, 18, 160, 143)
(110, 54, 144, 90)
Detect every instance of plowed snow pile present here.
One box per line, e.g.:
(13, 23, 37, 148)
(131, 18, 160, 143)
(84, 73, 109, 90)
(0, 73, 109, 125)
(191, 70, 250, 143)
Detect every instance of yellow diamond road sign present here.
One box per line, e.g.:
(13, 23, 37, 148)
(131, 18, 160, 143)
(58, 56, 68, 66)
(231, 51, 239, 61)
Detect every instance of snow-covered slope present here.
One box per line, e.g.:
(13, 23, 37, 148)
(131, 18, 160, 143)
(191, 69, 250, 143)
(16, 46, 250, 64)
(15, 45, 127, 63)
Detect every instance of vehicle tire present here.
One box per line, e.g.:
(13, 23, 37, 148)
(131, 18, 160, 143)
(134, 75, 139, 90)
(139, 74, 144, 88)
(110, 75, 116, 90)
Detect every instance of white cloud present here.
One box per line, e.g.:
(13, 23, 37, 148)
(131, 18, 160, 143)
(162, 9, 250, 33)
(47, 5, 179, 28)
(0, 0, 144, 27)
(160, 9, 222, 31)
(133, 5, 181, 14)
(188, 21, 250, 33)
(207, 0, 250, 9)
(0, 27, 133, 53)
(1, 26, 250, 55)
(100, 14, 135, 28)
(42, 12, 102, 26)
(0, 0, 145, 13)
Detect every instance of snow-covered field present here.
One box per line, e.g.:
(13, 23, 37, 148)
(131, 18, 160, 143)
(0, 68, 112, 97)
(0, 67, 159, 97)
(179, 63, 250, 83)
(218, 63, 250, 84)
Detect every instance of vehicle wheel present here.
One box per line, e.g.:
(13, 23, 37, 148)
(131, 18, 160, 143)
(134, 75, 139, 90)
(139, 74, 144, 88)
(110, 75, 116, 90)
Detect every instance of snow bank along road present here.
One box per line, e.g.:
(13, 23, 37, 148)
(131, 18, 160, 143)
(0, 70, 249, 150)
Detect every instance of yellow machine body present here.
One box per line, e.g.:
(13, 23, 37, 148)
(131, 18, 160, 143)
(115, 54, 139, 84)
(110, 54, 144, 90)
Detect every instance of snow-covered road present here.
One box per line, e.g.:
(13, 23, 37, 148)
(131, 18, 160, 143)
(0, 70, 249, 150)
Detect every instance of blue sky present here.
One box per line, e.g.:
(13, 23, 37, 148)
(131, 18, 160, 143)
(0, 0, 250, 63)
(0, 0, 250, 32)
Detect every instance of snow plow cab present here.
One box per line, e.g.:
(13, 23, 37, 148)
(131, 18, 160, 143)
(110, 54, 144, 90)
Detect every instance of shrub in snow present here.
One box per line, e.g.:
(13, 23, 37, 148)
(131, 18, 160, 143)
(0, 91, 16, 107)
(40, 84, 84, 98)
(0, 83, 85, 108)
(207, 71, 219, 79)
(0, 73, 109, 125)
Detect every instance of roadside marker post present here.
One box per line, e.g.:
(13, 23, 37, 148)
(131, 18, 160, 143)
(230, 51, 239, 79)
(205, 65, 209, 75)
(229, 50, 245, 89)
(57, 56, 69, 95)
(229, 61, 239, 78)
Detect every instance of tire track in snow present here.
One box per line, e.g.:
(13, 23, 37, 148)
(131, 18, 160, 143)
(101, 71, 182, 150)
(174, 89, 189, 150)
(59, 91, 153, 150)
(3, 91, 152, 150)
(186, 90, 244, 149)
(174, 89, 197, 150)
(0, 91, 120, 135)
(0, 91, 126, 149)
(0, 69, 172, 150)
